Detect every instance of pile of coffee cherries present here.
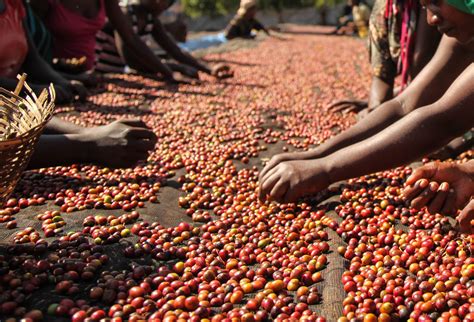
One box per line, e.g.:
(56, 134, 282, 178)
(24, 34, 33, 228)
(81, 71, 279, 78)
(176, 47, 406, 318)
(1, 26, 471, 321)
(334, 167, 473, 322)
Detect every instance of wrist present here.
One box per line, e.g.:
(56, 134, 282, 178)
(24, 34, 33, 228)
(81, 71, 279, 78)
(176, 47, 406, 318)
(200, 64, 211, 74)
(302, 147, 323, 159)
(320, 156, 343, 185)
(323, 154, 342, 185)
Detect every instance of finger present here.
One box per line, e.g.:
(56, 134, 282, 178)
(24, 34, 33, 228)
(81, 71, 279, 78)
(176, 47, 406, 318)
(259, 172, 282, 201)
(269, 178, 289, 203)
(441, 189, 457, 216)
(405, 162, 439, 186)
(411, 181, 439, 210)
(127, 128, 157, 141)
(72, 84, 89, 101)
(260, 165, 281, 189)
(218, 72, 233, 79)
(328, 103, 351, 113)
(343, 105, 359, 114)
(260, 157, 285, 181)
(131, 139, 156, 152)
(119, 119, 148, 128)
(457, 200, 474, 234)
(56, 88, 73, 104)
(403, 179, 429, 201)
(427, 182, 450, 214)
(327, 100, 351, 109)
(335, 104, 355, 113)
(281, 187, 302, 204)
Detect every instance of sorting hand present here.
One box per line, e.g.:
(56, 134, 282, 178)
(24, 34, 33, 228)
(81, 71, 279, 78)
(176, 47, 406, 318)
(259, 159, 330, 204)
(82, 119, 158, 168)
(259, 151, 312, 183)
(67, 80, 88, 102)
(53, 84, 74, 104)
(326, 99, 368, 114)
(211, 64, 234, 79)
(402, 161, 474, 216)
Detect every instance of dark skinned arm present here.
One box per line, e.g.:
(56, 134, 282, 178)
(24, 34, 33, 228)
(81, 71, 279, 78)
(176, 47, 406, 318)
(368, 75, 393, 109)
(104, 1, 174, 79)
(29, 133, 91, 168)
(260, 36, 472, 179)
(326, 63, 474, 184)
(368, 11, 441, 109)
(21, 22, 69, 87)
(43, 116, 85, 135)
(151, 19, 211, 74)
(259, 63, 474, 203)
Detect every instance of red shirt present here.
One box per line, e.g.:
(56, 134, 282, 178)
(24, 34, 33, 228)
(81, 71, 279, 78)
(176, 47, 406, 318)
(44, 0, 106, 70)
(0, 0, 28, 78)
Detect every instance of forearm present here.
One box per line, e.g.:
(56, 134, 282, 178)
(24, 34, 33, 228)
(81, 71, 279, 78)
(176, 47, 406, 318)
(171, 51, 211, 74)
(28, 134, 91, 169)
(152, 25, 211, 74)
(105, 2, 173, 78)
(325, 66, 474, 183)
(300, 98, 406, 159)
(44, 116, 85, 135)
(368, 76, 393, 109)
(0, 77, 26, 91)
(119, 36, 173, 77)
(22, 23, 68, 86)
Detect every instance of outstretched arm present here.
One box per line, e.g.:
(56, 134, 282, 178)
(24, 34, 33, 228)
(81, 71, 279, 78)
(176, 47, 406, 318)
(104, 1, 173, 79)
(260, 36, 473, 180)
(326, 63, 474, 184)
(259, 63, 474, 203)
(151, 19, 211, 74)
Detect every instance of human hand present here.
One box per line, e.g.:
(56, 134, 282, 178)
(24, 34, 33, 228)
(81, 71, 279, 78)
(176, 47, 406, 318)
(54, 84, 74, 104)
(67, 80, 88, 102)
(169, 64, 199, 79)
(259, 151, 315, 183)
(52, 56, 88, 74)
(457, 198, 474, 234)
(163, 72, 194, 85)
(83, 119, 158, 168)
(259, 159, 331, 203)
(402, 161, 474, 215)
(211, 64, 234, 79)
(326, 99, 368, 114)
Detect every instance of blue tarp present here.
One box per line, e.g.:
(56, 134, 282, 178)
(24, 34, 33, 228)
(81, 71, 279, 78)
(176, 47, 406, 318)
(178, 33, 227, 52)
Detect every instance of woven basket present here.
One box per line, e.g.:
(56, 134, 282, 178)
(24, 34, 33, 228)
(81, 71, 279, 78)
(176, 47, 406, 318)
(0, 75, 55, 207)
